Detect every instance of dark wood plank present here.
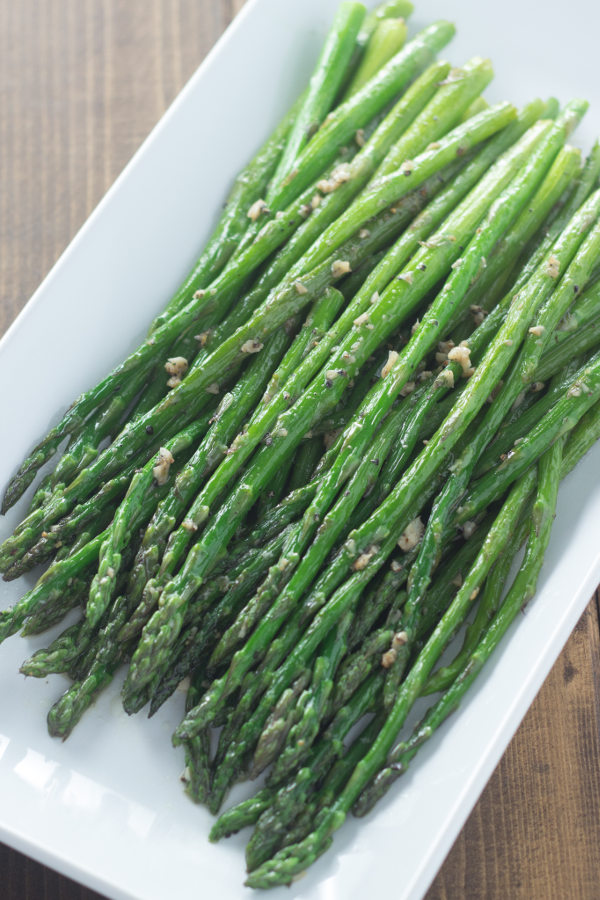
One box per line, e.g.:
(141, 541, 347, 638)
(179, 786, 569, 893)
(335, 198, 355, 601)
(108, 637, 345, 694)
(1, 2, 600, 898)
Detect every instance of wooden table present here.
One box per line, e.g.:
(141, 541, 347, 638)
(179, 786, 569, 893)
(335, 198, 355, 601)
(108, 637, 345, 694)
(1, 2, 599, 897)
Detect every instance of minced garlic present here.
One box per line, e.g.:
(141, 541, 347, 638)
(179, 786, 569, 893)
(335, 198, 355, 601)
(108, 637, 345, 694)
(317, 163, 352, 194)
(353, 544, 378, 571)
(448, 344, 474, 377)
(382, 648, 397, 668)
(397, 516, 424, 551)
(153, 447, 174, 486)
(247, 198, 269, 222)
(331, 259, 352, 278)
(241, 339, 264, 354)
(546, 255, 560, 279)
(381, 350, 399, 378)
(165, 356, 188, 388)
(462, 520, 477, 539)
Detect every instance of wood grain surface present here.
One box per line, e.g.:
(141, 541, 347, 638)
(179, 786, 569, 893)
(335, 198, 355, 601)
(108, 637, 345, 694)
(1, 2, 599, 898)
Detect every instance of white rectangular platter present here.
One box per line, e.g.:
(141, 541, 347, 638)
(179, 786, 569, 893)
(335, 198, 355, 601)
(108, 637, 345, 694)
(1, 0, 599, 898)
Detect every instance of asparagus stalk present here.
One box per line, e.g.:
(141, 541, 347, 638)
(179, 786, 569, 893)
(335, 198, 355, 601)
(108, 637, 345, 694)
(178, 478, 443, 809)
(160, 107, 541, 586)
(269, 21, 456, 210)
(151, 99, 304, 332)
(98, 326, 292, 623)
(0, 445, 184, 644)
(20, 98, 536, 588)
(209, 670, 384, 843)
(456, 349, 600, 523)
(207, 372, 450, 688)
(423, 516, 529, 694)
(5, 462, 140, 578)
(0, 194, 415, 568)
(359, 0, 414, 39)
(534, 313, 600, 383)
(286, 436, 322, 493)
(296, 139, 593, 635)
(244, 471, 536, 887)
(268, 3, 366, 191)
(125, 110, 548, 700)
(219, 524, 489, 862)
(125, 288, 343, 613)
(401, 171, 598, 671)
(219, 172, 581, 728)
(342, 17, 408, 100)
(224, 110, 581, 695)
(355, 441, 562, 815)
(474, 357, 589, 478)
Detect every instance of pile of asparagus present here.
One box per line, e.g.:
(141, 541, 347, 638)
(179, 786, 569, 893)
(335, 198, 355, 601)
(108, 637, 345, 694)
(3, 0, 600, 887)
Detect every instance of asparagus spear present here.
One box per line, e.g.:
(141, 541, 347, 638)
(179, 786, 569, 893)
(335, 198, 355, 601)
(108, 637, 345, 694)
(534, 313, 600, 383)
(138, 385, 418, 715)
(231, 73, 507, 337)
(215, 110, 581, 692)
(474, 356, 590, 478)
(456, 349, 600, 524)
(6, 462, 140, 578)
(342, 17, 408, 100)
(89, 327, 292, 627)
(267, 21, 456, 210)
(0, 194, 415, 568)
(210, 669, 384, 843)
(189, 197, 596, 796)
(268, 3, 366, 191)
(423, 516, 529, 694)
(355, 440, 562, 815)
(0, 442, 185, 644)
(225, 524, 489, 864)
(286, 436, 322, 493)
(179, 479, 444, 810)
(204, 160, 588, 736)
(19, 98, 536, 588)
(125, 110, 548, 700)
(399, 172, 598, 689)
(215, 57, 456, 336)
(207, 372, 450, 686)
(157, 108, 540, 587)
(244, 470, 536, 887)
(124, 289, 343, 615)
(244, 701, 385, 872)
(358, 0, 414, 40)
(20, 578, 89, 637)
(151, 98, 304, 332)
(449, 138, 600, 361)
(289, 143, 593, 639)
